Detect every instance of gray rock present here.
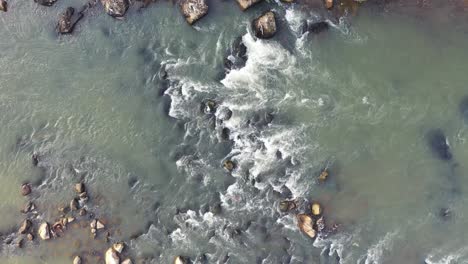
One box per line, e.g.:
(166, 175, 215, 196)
(58, 7, 75, 34)
(252, 11, 276, 39)
(18, 219, 32, 234)
(179, 0, 208, 25)
(34, 0, 58, 6)
(101, 0, 129, 18)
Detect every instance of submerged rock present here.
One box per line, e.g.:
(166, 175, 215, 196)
(38, 222, 50, 240)
(113, 242, 125, 253)
(179, 0, 208, 25)
(297, 214, 316, 239)
(75, 182, 85, 193)
(34, 0, 58, 6)
(58, 7, 75, 34)
(21, 183, 31, 196)
(201, 99, 217, 114)
(325, 0, 333, 9)
(236, 0, 262, 10)
(427, 129, 452, 161)
(252, 11, 276, 39)
(19, 219, 32, 234)
(459, 96, 468, 121)
(316, 216, 325, 232)
(101, 0, 129, 18)
(224, 36, 248, 73)
(217, 107, 232, 121)
(318, 169, 329, 182)
(0, 0, 7, 12)
(302, 21, 329, 35)
(105, 247, 120, 264)
(70, 198, 79, 211)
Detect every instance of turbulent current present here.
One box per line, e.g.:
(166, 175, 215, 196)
(2, 0, 468, 263)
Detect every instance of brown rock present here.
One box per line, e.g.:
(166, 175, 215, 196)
(113, 242, 125, 253)
(0, 0, 7, 12)
(252, 11, 276, 39)
(21, 184, 31, 196)
(179, 0, 208, 25)
(297, 214, 316, 239)
(325, 0, 333, 9)
(75, 183, 85, 194)
(79, 208, 87, 216)
(236, 0, 262, 11)
(19, 219, 32, 234)
(70, 198, 79, 211)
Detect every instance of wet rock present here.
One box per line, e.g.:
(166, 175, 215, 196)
(97, 220, 105, 229)
(34, 0, 58, 6)
(427, 129, 452, 161)
(32, 153, 39, 166)
(174, 256, 188, 264)
(58, 7, 75, 34)
(101, 0, 129, 18)
(58, 205, 70, 214)
(38, 222, 51, 240)
(201, 99, 217, 114)
(19, 219, 32, 234)
(217, 107, 233, 121)
(0, 0, 7, 12)
(302, 21, 329, 35)
(21, 201, 35, 214)
(223, 159, 235, 172)
(460, 96, 468, 121)
(248, 109, 274, 128)
(79, 191, 89, 203)
(70, 198, 80, 211)
(179, 0, 208, 25)
(316, 216, 325, 232)
(73, 256, 82, 264)
(105, 247, 120, 264)
(318, 169, 329, 182)
(79, 208, 87, 216)
(279, 200, 296, 212)
(236, 0, 262, 10)
(90, 219, 97, 229)
(209, 203, 222, 215)
(311, 202, 322, 216)
(224, 36, 248, 73)
(21, 183, 31, 196)
(221, 127, 230, 140)
(113, 242, 125, 253)
(122, 259, 133, 264)
(252, 11, 276, 39)
(52, 221, 64, 235)
(297, 214, 316, 239)
(75, 182, 85, 194)
(325, 0, 333, 9)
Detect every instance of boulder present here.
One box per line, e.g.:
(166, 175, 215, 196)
(252, 11, 276, 39)
(58, 7, 75, 34)
(311, 202, 322, 216)
(236, 0, 262, 11)
(21, 183, 31, 196)
(19, 219, 32, 234)
(101, 0, 129, 18)
(297, 214, 316, 239)
(279, 200, 296, 212)
(38, 222, 51, 240)
(75, 183, 85, 193)
(73, 256, 82, 264)
(179, 0, 208, 25)
(34, 0, 58, 6)
(0, 0, 7, 12)
(224, 36, 248, 73)
(105, 247, 120, 264)
(201, 99, 217, 114)
(325, 0, 333, 9)
(223, 160, 235, 172)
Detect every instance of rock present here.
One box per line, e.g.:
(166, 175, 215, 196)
(105, 247, 120, 264)
(91, 228, 97, 234)
(236, 0, 262, 11)
(27, 233, 34, 241)
(201, 99, 217, 114)
(223, 160, 235, 172)
(427, 129, 452, 161)
(75, 183, 85, 194)
(174, 256, 188, 264)
(52, 221, 64, 234)
(58, 205, 70, 214)
(302, 21, 329, 35)
(70, 198, 79, 211)
(79, 208, 87, 216)
(113, 242, 125, 253)
(297, 214, 316, 239)
(279, 200, 296, 212)
(252, 11, 276, 39)
(16, 238, 24, 248)
(101, 0, 129, 18)
(38, 222, 50, 240)
(311, 202, 322, 216)
(21, 183, 31, 196)
(79, 192, 89, 203)
(19, 219, 32, 234)
(32, 153, 39, 166)
(96, 220, 105, 230)
(217, 107, 232, 121)
(224, 36, 248, 73)
(316, 216, 325, 232)
(58, 7, 75, 34)
(73, 256, 82, 264)
(21, 202, 35, 214)
(122, 259, 133, 264)
(0, 0, 7, 12)
(67, 217, 75, 223)
(34, 0, 58, 6)
(325, 0, 333, 9)
(90, 219, 97, 229)
(318, 169, 328, 182)
(179, 0, 208, 25)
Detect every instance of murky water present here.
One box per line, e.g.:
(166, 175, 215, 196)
(2, 0, 468, 263)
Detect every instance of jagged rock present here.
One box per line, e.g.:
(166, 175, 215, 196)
(68, 217, 75, 223)
(34, 0, 58, 6)
(101, 0, 129, 18)
(96, 220, 105, 230)
(38, 222, 51, 240)
(179, 0, 208, 25)
(58, 7, 75, 34)
(0, 0, 7, 12)
(105, 247, 120, 264)
(311, 202, 322, 216)
(174, 256, 188, 264)
(302, 21, 329, 35)
(325, 0, 333, 9)
(75, 183, 85, 194)
(297, 214, 316, 239)
(16, 238, 24, 248)
(252, 11, 276, 39)
(73, 256, 82, 264)
(21, 183, 31, 196)
(236, 0, 262, 10)
(19, 219, 32, 234)
(122, 259, 133, 264)
(113, 242, 125, 253)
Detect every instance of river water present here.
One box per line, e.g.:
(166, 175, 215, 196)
(1, 0, 468, 263)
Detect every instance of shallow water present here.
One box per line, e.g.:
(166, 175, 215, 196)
(2, 0, 468, 263)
